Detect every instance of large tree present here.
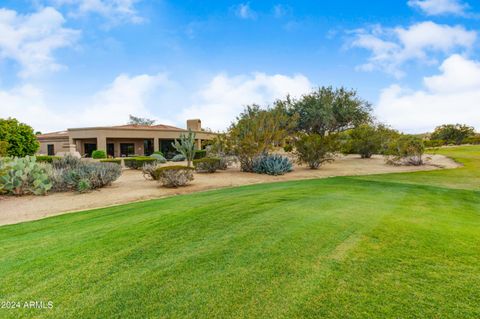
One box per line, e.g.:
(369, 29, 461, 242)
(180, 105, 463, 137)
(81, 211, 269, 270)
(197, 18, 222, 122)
(128, 115, 156, 126)
(0, 118, 39, 157)
(431, 124, 475, 145)
(288, 86, 372, 136)
(229, 104, 296, 172)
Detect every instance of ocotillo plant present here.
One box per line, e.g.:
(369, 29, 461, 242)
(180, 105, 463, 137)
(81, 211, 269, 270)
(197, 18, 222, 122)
(172, 130, 196, 167)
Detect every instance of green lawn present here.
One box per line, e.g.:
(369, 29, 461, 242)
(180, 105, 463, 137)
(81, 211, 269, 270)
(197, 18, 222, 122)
(0, 146, 479, 318)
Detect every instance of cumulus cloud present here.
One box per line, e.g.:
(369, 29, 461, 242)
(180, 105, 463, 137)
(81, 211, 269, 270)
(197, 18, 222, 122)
(350, 21, 476, 77)
(376, 54, 480, 133)
(407, 0, 469, 16)
(234, 3, 257, 20)
(0, 73, 169, 132)
(177, 73, 312, 131)
(48, 0, 144, 25)
(0, 7, 80, 77)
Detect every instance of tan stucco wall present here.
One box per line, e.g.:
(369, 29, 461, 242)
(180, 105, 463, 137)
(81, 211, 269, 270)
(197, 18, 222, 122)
(37, 127, 217, 156)
(37, 138, 69, 155)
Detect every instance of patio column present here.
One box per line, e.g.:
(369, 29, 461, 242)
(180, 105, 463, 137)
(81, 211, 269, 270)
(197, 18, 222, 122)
(195, 139, 202, 150)
(153, 138, 159, 152)
(97, 136, 107, 152)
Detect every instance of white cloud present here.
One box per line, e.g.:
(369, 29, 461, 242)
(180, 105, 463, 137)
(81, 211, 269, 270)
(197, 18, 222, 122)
(376, 54, 480, 133)
(0, 73, 169, 132)
(49, 0, 144, 24)
(0, 72, 312, 133)
(234, 3, 257, 20)
(177, 73, 312, 131)
(0, 7, 80, 78)
(351, 21, 476, 77)
(408, 0, 468, 16)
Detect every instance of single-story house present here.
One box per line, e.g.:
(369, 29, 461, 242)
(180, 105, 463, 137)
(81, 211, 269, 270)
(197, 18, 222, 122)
(36, 119, 216, 158)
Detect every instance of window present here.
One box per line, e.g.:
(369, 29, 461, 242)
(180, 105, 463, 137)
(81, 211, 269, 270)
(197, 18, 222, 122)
(120, 143, 135, 157)
(107, 143, 115, 157)
(84, 143, 97, 157)
(47, 144, 54, 156)
(143, 139, 153, 156)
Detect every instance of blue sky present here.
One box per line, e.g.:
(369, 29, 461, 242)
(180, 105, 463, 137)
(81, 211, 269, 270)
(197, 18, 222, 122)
(1, 0, 479, 133)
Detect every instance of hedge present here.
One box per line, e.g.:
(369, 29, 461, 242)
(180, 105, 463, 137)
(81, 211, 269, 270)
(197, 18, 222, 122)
(92, 150, 107, 159)
(193, 157, 221, 173)
(194, 149, 207, 159)
(100, 159, 122, 165)
(36, 155, 61, 163)
(124, 157, 157, 169)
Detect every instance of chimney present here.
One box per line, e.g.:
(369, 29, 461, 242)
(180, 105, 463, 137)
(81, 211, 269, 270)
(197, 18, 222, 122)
(187, 119, 201, 131)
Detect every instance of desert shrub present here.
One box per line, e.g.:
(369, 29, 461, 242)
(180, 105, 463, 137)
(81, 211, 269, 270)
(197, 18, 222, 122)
(150, 153, 167, 163)
(193, 157, 221, 173)
(50, 160, 121, 192)
(171, 154, 186, 162)
(229, 105, 295, 172)
(142, 163, 161, 180)
(386, 135, 425, 166)
(152, 151, 164, 156)
(52, 154, 82, 170)
(92, 150, 107, 159)
(431, 124, 475, 145)
(294, 134, 338, 169)
(36, 155, 61, 163)
(346, 124, 399, 158)
(462, 136, 480, 145)
(0, 141, 8, 157)
(77, 179, 91, 193)
(155, 165, 194, 188)
(0, 156, 52, 195)
(100, 158, 122, 165)
(172, 130, 196, 167)
(424, 139, 446, 148)
(0, 118, 39, 157)
(252, 154, 293, 175)
(194, 149, 207, 159)
(283, 143, 293, 152)
(124, 157, 157, 169)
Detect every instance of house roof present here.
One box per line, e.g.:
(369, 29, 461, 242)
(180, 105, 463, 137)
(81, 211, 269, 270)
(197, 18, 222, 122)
(111, 124, 184, 131)
(36, 131, 69, 139)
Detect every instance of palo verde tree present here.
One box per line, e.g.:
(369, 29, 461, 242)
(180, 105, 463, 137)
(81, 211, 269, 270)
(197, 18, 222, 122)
(431, 124, 475, 145)
(0, 118, 39, 157)
(172, 130, 196, 167)
(229, 103, 297, 172)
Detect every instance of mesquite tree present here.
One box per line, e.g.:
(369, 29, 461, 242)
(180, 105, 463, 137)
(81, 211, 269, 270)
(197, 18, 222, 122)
(172, 130, 196, 167)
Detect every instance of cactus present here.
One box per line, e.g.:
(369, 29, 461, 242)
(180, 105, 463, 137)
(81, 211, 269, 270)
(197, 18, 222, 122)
(0, 156, 52, 195)
(172, 130, 196, 167)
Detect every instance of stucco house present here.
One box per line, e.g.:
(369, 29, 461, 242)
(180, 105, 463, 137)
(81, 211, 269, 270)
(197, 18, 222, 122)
(36, 119, 216, 158)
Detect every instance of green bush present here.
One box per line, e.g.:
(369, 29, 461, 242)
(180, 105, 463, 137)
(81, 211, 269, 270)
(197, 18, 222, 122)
(194, 149, 207, 159)
(100, 159, 122, 165)
(462, 136, 480, 145)
(431, 124, 475, 145)
(193, 157, 221, 173)
(171, 154, 186, 162)
(92, 150, 107, 159)
(150, 153, 167, 163)
(124, 157, 157, 169)
(152, 151, 164, 156)
(283, 144, 293, 152)
(0, 156, 52, 195)
(252, 154, 293, 175)
(386, 135, 425, 166)
(0, 141, 8, 157)
(155, 165, 194, 187)
(294, 134, 338, 169)
(346, 124, 399, 158)
(49, 155, 121, 192)
(36, 155, 61, 163)
(424, 139, 446, 148)
(142, 163, 161, 180)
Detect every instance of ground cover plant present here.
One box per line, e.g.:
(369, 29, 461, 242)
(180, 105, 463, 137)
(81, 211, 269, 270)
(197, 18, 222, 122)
(0, 146, 479, 318)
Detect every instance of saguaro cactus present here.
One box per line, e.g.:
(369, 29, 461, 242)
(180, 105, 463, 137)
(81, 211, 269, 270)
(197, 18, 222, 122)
(172, 130, 196, 167)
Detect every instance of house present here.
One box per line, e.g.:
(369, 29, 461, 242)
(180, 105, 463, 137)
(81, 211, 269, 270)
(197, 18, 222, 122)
(36, 119, 216, 158)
